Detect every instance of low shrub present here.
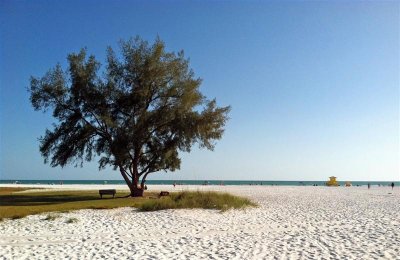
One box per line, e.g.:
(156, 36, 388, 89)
(138, 191, 256, 212)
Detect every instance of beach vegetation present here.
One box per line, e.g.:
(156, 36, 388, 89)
(0, 188, 255, 219)
(0, 189, 142, 219)
(0, 187, 37, 195)
(29, 36, 230, 197)
(139, 191, 256, 212)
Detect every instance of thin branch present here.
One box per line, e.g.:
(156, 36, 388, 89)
(118, 164, 132, 186)
(139, 154, 159, 175)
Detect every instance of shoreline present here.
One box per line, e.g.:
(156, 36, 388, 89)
(1, 182, 397, 190)
(1, 183, 398, 195)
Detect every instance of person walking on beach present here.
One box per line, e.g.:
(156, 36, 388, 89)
(368, 183, 370, 189)
(391, 182, 394, 190)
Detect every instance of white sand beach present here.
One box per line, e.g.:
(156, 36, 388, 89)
(1, 185, 399, 259)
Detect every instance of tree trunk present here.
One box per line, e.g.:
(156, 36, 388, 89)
(119, 166, 144, 197)
(130, 173, 144, 197)
(131, 186, 144, 197)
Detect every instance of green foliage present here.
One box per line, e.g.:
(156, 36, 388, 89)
(139, 191, 256, 212)
(0, 188, 255, 219)
(29, 36, 230, 190)
(0, 188, 147, 219)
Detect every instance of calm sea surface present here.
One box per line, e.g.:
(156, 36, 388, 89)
(0, 180, 398, 186)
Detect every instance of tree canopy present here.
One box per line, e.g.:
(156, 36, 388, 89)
(30, 36, 230, 196)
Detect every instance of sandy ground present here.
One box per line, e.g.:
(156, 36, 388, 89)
(0, 185, 399, 259)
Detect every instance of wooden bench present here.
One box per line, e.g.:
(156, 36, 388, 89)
(99, 189, 116, 199)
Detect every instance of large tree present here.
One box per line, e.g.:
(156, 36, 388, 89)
(29, 37, 230, 196)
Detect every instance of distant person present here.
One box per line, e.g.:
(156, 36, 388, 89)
(368, 183, 370, 189)
(173, 182, 176, 188)
(391, 182, 394, 190)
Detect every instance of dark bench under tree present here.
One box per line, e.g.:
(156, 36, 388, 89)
(99, 189, 116, 198)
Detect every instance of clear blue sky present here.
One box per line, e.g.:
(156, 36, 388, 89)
(0, 0, 399, 181)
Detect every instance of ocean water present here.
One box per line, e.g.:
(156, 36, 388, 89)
(0, 179, 398, 187)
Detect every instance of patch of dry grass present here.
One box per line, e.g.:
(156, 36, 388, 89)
(0, 188, 154, 219)
(0, 188, 256, 219)
(139, 191, 256, 212)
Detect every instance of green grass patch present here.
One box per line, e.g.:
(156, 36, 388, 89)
(0, 188, 256, 219)
(139, 191, 256, 212)
(0, 187, 35, 195)
(0, 188, 153, 219)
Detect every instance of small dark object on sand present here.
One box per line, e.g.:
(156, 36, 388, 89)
(159, 191, 170, 197)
